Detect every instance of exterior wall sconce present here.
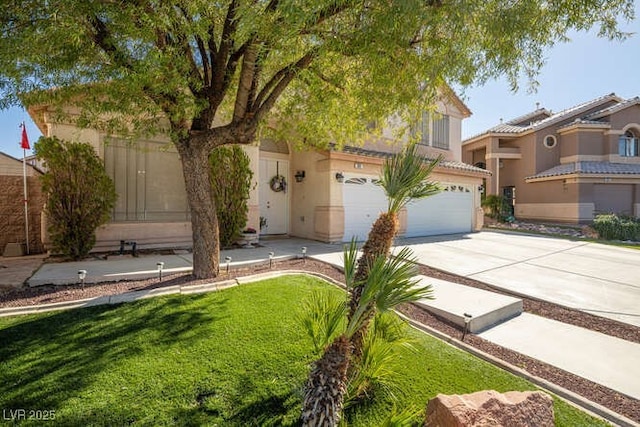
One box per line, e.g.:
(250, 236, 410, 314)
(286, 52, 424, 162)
(354, 162, 364, 169)
(294, 170, 306, 182)
(335, 172, 344, 183)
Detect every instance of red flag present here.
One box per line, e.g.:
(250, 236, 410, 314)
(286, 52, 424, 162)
(20, 123, 30, 150)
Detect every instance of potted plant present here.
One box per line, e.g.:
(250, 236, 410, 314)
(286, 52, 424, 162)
(239, 227, 259, 247)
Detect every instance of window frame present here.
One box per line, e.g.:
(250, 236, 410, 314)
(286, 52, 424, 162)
(412, 111, 450, 150)
(618, 130, 639, 157)
(543, 135, 557, 149)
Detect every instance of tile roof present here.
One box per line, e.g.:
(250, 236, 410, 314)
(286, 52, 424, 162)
(526, 161, 640, 180)
(556, 119, 611, 132)
(504, 108, 552, 126)
(336, 145, 491, 175)
(464, 93, 623, 141)
(585, 97, 640, 120)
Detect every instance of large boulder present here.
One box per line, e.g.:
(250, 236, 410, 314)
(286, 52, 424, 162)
(425, 390, 554, 427)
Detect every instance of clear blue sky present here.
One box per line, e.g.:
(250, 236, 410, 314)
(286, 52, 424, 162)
(0, 7, 638, 158)
(460, 10, 640, 140)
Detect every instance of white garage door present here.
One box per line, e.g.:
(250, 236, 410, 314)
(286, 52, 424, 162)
(405, 184, 473, 237)
(342, 177, 387, 242)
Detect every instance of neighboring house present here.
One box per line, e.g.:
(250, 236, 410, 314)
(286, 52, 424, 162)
(0, 152, 45, 254)
(462, 93, 640, 223)
(28, 89, 488, 252)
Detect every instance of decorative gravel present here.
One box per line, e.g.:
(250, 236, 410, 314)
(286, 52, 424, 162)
(0, 257, 638, 422)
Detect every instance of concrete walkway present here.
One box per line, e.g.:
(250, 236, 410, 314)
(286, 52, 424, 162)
(27, 238, 341, 286)
(479, 313, 640, 400)
(5, 234, 640, 402)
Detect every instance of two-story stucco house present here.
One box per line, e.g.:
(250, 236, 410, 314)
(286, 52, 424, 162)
(28, 88, 488, 252)
(462, 93, 640, 223)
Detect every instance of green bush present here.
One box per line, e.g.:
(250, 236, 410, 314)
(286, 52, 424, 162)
(209, 145, 254, 247)
(35, 137, 117, 259)
(481, 194, 511, 222)
(592, 214, 640, 241)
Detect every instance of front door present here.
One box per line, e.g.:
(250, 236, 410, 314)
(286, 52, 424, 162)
(259, 158, 289, 234)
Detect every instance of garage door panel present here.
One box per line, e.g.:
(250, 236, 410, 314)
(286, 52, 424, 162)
(405, 189, 472, 237)
(342, 177, 386, 242)
(342, 178, 474, 242)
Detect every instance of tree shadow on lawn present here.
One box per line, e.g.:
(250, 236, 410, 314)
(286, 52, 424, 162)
(0, 293, 228, 413)
(185, 389, 301, 427)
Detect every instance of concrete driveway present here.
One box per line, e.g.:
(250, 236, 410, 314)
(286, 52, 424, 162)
(397, 231, 640, 327)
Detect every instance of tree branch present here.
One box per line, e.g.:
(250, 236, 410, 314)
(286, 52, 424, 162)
(252, 49, 316, 124)
(87, 15, 133, 69)
(212, 0, 237, 93)
(232, 40, 258, 122)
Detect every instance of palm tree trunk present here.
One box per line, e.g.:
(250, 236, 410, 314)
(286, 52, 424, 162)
(301, 335, 352, 427)
(348, 212, 399, 361)
(354, 212, 399, 282)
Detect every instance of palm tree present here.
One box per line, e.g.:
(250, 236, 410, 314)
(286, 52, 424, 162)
(301, 241, 432, 426)
(349, 144, 441, 359)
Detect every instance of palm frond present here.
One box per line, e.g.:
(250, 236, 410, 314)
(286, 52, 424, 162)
(346, 246, 432, 337)
(367, 246, 433, 313)
(345, 314, 418, 408)
(342, 238, 359, 290)
(381, 143, 442, 214)
(378, 405, 424, 426)
(298, 290, 347, 353)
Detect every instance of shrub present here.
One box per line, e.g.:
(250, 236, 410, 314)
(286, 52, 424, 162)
(209, 145, 254, 247)
(35, 137, 117, 259)
(481, 194, 511, 221)
(592, 214, 640, 241)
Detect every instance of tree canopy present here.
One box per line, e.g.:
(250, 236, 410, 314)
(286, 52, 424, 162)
(1, 1, 634, 144)
(0, 0, 634, 277)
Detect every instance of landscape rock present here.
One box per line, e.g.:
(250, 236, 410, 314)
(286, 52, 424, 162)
(425, 390, 554, 427)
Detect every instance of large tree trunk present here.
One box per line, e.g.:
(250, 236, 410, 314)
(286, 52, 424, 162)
(177, 138, 220, 279)
(301, 335, 352, 427)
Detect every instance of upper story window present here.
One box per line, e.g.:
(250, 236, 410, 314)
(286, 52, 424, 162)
(411, 112, 450, 150)
(619, 130, 639, 157)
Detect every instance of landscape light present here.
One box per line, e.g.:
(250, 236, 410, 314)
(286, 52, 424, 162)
(157, 262, 165, 281)
(225, 256, 232, 274)
(78, 270, 87, 288)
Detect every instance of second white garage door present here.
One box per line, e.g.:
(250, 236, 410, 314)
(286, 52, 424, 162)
(405, 184, 473, 237)
(342, 178, 473, 242)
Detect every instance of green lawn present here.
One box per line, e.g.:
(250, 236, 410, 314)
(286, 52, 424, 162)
(0, 275, 606, 426)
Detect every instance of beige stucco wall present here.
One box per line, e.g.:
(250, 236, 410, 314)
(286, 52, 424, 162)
(289, 149, 333, 240)
(559, 128, 606, 160)
(242, 145, 261, 233)
(609, 105, 640, 131)
(94, 221, 192, 252)
(516, 203, 594, 223)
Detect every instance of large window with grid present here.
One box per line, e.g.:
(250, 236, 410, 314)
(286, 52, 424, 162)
(411, 112, 450, 150)
(104, 140, 190, 221)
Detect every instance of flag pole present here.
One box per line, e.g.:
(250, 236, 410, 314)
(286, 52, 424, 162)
(21, 122, 30, 255)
